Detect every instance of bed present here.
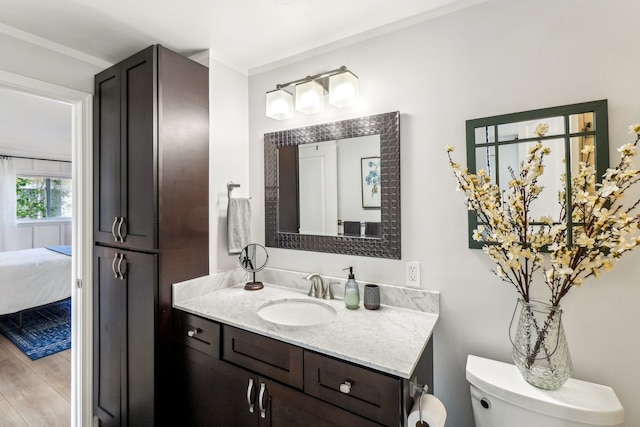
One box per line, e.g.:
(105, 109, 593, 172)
(0, 246, 72, 316)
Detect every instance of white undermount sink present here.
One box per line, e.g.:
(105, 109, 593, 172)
(257, 298, 337, 326)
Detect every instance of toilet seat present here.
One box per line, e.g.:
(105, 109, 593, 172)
(466, 355, 624, 425)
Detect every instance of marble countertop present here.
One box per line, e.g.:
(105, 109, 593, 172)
(173, 271, 438, 379)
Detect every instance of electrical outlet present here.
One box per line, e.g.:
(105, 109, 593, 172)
(405, 261, 421, 288)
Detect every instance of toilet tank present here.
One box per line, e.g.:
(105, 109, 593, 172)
(466, 355, 624, 427)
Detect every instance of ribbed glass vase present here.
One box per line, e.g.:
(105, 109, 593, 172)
(511, 299, 572, 390)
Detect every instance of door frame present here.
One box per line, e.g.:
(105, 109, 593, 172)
(0, 70, 93, 426)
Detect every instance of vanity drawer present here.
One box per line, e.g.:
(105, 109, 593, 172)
(222, 325, 303, 389)
(174, 311, 221, 358)
(304, 350, 401, 427)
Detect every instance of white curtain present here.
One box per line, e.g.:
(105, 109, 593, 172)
(0, 157, 17, 252)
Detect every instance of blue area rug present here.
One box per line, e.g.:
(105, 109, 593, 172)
(0, 299, 71, 360)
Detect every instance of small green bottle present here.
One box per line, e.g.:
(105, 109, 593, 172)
(343, 266, 360, 309)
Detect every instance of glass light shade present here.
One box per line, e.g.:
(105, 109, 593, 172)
(266, 89, 294, 120)
(295, 80, 324, 114)
(329, 71, 359, 108)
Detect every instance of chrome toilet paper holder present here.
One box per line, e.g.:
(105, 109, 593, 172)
(410, 378, 430, 426)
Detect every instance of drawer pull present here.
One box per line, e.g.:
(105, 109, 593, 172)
(246, 378, 255, 413)
(187, 328, 199, 337)
(339, 381, 352, 394)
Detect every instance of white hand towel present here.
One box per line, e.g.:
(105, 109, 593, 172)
(227, 198, 251, 254)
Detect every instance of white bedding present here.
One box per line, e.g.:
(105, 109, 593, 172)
(0, 247, 72, 315)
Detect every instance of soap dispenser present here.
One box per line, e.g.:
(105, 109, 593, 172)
(343, 266, 360, 309)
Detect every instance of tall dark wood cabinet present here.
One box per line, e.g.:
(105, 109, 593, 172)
(93, 44, 209, 427)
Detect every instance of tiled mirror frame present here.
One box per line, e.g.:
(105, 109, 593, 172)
(264, 111, 401, 259)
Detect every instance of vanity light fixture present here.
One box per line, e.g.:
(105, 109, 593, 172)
(265, 66, 358, 120)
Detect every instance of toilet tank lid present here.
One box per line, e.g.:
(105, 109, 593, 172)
(466, 355, 624, 425)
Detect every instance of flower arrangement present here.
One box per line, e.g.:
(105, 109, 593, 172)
(446, 122, 640, 307)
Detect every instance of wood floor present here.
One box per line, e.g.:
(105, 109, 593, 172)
(0, 334, 70, 427)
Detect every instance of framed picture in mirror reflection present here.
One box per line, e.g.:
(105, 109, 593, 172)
(361, 156, 381, 208)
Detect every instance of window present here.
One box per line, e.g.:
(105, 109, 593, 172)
(16, 176, 72, 219)
(465, 100, 609, 249)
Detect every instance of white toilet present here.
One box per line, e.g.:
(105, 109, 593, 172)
(466, 355, 624, 427)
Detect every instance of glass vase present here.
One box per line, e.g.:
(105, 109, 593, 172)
(510, 299, 572, 390)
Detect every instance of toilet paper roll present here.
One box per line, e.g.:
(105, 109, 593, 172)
(407, 393, 447, 427)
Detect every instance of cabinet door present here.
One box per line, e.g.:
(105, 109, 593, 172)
(262, 378, 382, 427)
(173, 345, 257, 427)
(93, 246, 126, 427)
(94, 65, 123, 245)
(93, 246, 157, 427)
(119, 46, 156, 250)
(93, 46, 157, 250)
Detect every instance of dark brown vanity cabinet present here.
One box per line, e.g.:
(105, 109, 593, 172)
(174, 311, 430, 427)
(93, 44, 209, 426)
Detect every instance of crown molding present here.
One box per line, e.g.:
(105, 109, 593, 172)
(0, 23, 113, 69)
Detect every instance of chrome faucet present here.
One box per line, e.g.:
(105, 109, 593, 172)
(305, 273, 323, 298)
(305, 273, 334, 300)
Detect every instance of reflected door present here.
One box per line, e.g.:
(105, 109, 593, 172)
(298, 141, 338, 235)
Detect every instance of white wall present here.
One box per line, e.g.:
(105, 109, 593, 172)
(209, 55, 250, 272)
(248, 1, 640, 426)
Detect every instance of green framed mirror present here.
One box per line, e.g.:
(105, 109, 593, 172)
(465, 100, 609, 249)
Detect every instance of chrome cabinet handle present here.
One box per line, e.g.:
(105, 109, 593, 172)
(258, 382, 266, 418)
(111, 253, 119, 279)
(112, 253, 125, 280)
(111, 217, 118, 241)
(120, 217, 127, 241)
(116, 254, 125, 280)
(339, 381, 352, 394)
(246, 379, 255, 413)
(116, 217, 125, 242)
(187, 328, 199, 337)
